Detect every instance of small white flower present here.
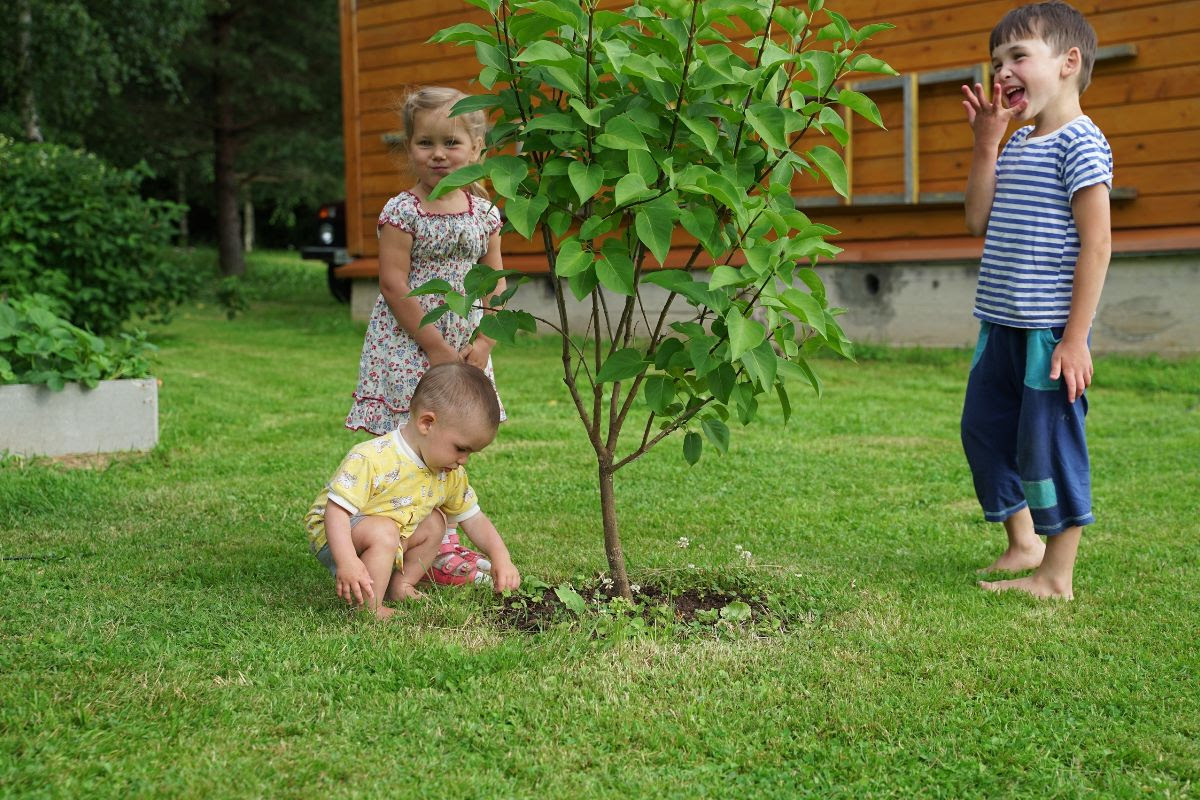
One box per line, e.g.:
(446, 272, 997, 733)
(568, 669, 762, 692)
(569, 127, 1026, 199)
(677, 537, 690, 548)
(740, 550, 753, 561)
(734, 544, 743, 551)
(687, 563, 696, 570)
(630, 584, 641, 594)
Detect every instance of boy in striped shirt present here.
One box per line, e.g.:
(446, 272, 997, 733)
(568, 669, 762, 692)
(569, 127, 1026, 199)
(959, 1, 1112, 599)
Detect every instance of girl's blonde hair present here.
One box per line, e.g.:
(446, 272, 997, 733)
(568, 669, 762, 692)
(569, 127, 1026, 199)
(397, 86, 490, 198)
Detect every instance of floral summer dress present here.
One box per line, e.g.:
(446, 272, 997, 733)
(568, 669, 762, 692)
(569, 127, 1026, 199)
(345, 191, 505, 434)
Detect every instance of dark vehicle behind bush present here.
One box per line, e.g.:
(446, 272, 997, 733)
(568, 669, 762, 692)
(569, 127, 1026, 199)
(301, 201, 351, 302)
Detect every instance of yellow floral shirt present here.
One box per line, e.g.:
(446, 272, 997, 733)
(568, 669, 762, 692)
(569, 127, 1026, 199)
(304, 430, 479, 569)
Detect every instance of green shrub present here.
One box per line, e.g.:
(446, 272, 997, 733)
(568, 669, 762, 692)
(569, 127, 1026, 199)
(0, 136, 195, 334)
(0, 294, 155, 390)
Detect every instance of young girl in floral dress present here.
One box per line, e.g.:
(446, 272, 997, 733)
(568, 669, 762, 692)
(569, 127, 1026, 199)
(345, 86, 506, 585)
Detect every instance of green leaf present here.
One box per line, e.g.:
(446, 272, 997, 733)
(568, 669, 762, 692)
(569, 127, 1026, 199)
(708, 265, 745, 290)
(430, 22, 495, 45)
(679, 205, 725, 256)
(720, 601, 752, 621)
(848, 53, 898, 76)
(449, 94, 498, 116)
(800, 50, 837, 92)
(643, 375, 674, 414)
(568, 98, 605, 127)
(614, 173, 653, 207)
(553, 238, 593, 278)
(726, 312, 766, 360)
(746, 103, 790, 151)
(634, 199, 678, 265)
(597, 247, 636, 296)
(689, 335, 720, 377)
(543, 65, 586, 96)
(580, 214, 618, 240)
(653, 337, 685, 370)
(777, 356, 823, 397)
(522, 113, 578, 133)
(407, 278, 454, 297)
(683, 431, 703, 465)
(838, 88, 884, 128)
(524, 0, 585, 27)
(596, 348, 646, 383)
(808, 145, 849, 198)
(780, 287, 827, 336)
(678, 114, 719, 152)
(477, 312, 518, 345)
(739, 340, 778, 390)
(555, 584, 587, 614)
(567, 266, 600, 301)
(486, 155, 529, 199)
(475, 42, 514, 75)
(503, 195, 549, 238)
(595, 116, 649, 151)
(708, 362, 736, 402)
(430, 163, 487, 200)
(419, 305, 452, 327)
(642, 268, 699, 294)
(515, 40, 574, 66)
(701, 417, 730, 454)
(567, 161, 604, 203)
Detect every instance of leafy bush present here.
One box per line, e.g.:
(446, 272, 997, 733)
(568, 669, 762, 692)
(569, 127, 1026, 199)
(0, 136, 195, 333)
(0, 295, 155, 390)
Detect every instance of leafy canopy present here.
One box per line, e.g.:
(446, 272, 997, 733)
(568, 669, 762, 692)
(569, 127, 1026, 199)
(427, 0, 895, 469)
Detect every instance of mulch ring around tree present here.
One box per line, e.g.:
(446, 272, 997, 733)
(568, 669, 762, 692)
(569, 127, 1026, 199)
(492, 575, 791, 636)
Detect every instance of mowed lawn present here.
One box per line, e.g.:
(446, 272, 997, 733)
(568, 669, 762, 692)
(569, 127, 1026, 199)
(2, 253, 1197, 799)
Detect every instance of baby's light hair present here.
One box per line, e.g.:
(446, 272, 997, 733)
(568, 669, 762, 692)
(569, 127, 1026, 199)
(396, 86, 490, 198)
(411, 363, 501, 430)
(990, 1, 1098, 93)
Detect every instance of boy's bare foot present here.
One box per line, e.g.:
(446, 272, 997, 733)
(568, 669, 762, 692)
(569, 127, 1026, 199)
(977, 540, 1045, 574)
(978, 574, 1073, 600)
(374, 605, 398, 620)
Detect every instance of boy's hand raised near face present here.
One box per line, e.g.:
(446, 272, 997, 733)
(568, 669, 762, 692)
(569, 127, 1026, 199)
(961, 81, 1026, 148)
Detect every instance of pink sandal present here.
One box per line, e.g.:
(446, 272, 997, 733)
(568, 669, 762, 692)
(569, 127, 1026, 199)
(430, 531, 492, 586)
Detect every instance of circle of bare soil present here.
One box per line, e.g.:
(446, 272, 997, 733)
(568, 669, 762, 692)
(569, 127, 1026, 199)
(494, 579, 779, 634)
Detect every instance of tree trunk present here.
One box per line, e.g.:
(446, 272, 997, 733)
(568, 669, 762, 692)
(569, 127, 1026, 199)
(242, 196, 255, 253)
(598, 461, 632, 600)
(211, 11, 244, 277)
(176, 167, 189, 247)
(17, 0, 43, 143)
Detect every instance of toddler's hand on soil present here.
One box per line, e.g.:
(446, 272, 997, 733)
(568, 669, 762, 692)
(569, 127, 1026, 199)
(490, 559, 521, 592)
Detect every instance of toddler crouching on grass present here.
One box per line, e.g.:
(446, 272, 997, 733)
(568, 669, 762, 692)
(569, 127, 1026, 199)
(305, 363, 520, 619)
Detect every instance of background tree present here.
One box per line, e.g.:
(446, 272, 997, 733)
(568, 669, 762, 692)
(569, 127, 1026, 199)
(427, 0, 895, 598)
(0, 0, 204, 144)
(1, 0, 342, 266)
(182, 0, 343, 276)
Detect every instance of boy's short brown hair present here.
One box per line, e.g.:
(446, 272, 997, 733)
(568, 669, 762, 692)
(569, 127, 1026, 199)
(990, 1, 1098, 93)
(411, 363, 501, 429)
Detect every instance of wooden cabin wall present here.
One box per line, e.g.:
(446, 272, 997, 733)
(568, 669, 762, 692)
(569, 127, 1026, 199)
(341, 0, 1200, 265)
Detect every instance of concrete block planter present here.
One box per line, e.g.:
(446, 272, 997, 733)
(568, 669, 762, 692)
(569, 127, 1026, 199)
(0, 378, 158, 458)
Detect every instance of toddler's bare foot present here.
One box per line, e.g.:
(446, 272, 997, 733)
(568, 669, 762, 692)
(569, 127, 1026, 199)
(390, 582, 425, 601)
(978, 574, 1073, 600)
(977, 541, 1045, 574)
(374, 605, 398, 620)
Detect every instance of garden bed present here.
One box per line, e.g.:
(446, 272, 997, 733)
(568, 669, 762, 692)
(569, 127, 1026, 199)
(0, 378, 158, 458)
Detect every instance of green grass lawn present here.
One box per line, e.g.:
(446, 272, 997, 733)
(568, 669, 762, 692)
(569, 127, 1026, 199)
(2, 252, 1198, 799)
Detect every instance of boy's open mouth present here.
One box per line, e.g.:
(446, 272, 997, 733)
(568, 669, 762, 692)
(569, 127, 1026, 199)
(1005, 86, 1026, 107)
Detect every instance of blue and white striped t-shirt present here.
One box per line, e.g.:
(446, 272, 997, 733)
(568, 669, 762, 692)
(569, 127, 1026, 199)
(973, 116, 1113, 328)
